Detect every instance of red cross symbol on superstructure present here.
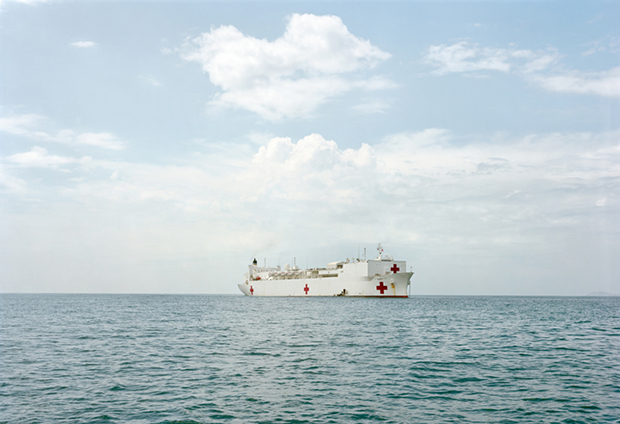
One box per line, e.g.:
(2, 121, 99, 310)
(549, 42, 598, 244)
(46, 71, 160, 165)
(304, 284, 310, 295)
(250, 286, 254, 295)
(376, 281, 388, 294)
(391, 264, 400, 273)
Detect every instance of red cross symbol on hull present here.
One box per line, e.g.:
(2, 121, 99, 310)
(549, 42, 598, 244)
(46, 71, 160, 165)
(304, 284, 310, 295)
(250, 286, 254, 295)
(376, 281, 388, 294)
(390, 264, 400, 273)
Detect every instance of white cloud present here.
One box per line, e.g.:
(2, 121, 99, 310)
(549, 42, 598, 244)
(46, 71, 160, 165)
(180, 13, 391, 120)
(424, 42, 512, 74)
(75, 133, 125, 150)
(0, 164, 27, 193)
(582, 36, 620, 56)
(70, 41, 96, 48)
(353, 100, 391, 114)
(423, 41, 559, 75)
(49, 129, 617, 235)
(530, 67, 620, 97)
(22, 129, 614, 218)
(0, 114, 55, 141)
(0, 113, 126, 150)
(212, 76, 351, 121)
(6, 146, 88, 168)
(423, 41, 620, 98)
(243, 133, 375, 200)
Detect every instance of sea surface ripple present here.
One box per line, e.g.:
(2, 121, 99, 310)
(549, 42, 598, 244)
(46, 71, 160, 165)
(1, 295, 619, 423)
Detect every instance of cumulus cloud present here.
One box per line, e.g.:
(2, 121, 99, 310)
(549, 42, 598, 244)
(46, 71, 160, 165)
(236, 130, 618, 255)
(0, 113, 126, 149)
(70, 41, 96, 48)
(180, 13, 392, 120)
(423, 41, 620, 97)
(242, 134, 375, 201)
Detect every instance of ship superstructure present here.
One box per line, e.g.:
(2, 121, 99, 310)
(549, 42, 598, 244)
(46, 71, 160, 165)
(238, 244, 413, 297)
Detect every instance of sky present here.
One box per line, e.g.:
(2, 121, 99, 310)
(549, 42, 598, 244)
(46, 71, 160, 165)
(0, 0, 618, 295)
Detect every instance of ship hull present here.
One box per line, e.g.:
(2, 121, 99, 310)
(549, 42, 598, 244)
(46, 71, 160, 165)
(239, 272, 412, 297)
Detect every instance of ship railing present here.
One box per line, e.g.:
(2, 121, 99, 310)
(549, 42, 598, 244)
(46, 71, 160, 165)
(267, 270, 305, 280)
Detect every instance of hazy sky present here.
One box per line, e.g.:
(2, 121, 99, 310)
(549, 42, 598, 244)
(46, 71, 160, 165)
(1, 0, 618, 295)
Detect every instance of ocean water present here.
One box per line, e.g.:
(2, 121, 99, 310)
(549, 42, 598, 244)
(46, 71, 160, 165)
(1, 295, 618, 423)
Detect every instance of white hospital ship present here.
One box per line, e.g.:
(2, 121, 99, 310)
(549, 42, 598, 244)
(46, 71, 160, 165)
(239, 244, 413, 297)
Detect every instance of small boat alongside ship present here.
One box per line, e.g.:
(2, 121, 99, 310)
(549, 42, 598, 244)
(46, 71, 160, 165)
(239, 244, 413, 297)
